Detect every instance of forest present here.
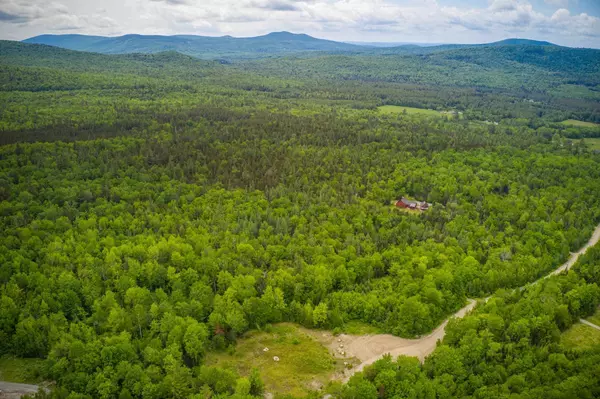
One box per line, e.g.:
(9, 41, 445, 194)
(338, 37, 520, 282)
(0, 39, 600, 398)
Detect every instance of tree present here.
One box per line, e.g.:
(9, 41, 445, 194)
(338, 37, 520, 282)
(313, 302, 329, 327)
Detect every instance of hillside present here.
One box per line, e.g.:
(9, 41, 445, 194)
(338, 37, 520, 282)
(247, 43, 600, 92)
(24, 32, 361, 59)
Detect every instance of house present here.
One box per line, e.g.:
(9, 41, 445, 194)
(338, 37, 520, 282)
(393, 196, 431, 211)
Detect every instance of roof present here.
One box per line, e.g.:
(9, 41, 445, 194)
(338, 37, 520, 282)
(400, 197, 418, 206)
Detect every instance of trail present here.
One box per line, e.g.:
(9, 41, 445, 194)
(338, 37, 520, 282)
(334, 223, 600, 381)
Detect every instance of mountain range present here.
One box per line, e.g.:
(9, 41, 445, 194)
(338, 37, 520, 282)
(24, 32, 360, 60)
(24, 32, 561, 60)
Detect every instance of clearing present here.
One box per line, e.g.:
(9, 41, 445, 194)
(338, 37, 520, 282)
(378, 105, 441, 117)
(203, 323, 341, 397)
(583, 138, 600, 151)
(560, 119, 600, 128)
(0, 357, 47, 399)
(561, 322, 600, 350)
(378, 105, 464, 119)
(318, 300, 478, 381)
(0, 357, 45, 385)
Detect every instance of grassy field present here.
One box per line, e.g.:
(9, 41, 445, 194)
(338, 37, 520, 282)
(204, 323, 339, 397)
(0, 356, 46, 384)
(585, 308, 600, 326)
(583, 138, 600, 151)
(378, 105, 441, 117)
(561, 323, 600, 350)
(560, 119, 600, 128)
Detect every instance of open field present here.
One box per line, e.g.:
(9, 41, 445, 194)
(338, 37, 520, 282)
(0, 356, 45, 384)
(378, 105, 441, 116)
(561, 323, 600, 350)
(204, 323, 339, 397)
(561, 119, 600, 128)
(583, 138, 600, 150)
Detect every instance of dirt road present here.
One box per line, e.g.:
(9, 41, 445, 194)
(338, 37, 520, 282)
(547, 224, 600, 277)
(0, 381, 44, 399)
(333, 223, 600, 380)
(331, 299, 477, 378)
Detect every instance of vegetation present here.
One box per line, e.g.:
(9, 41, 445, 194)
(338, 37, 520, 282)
(561, 323, 600, 350)
(204, 323, 336, 397)
(561, 120, 600, 128)
(0, 38, 599, 398)
(0, 356, 46, 384)
(377, 106, 442, 117)
(584, 138, 600, 151)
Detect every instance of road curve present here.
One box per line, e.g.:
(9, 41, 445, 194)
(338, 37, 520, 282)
(348, 299, 477, 376)
(548, 224, 600, 277)
(340, 222, 600, 380)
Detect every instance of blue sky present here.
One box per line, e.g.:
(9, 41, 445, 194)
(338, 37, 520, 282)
(1, 0, 599, 48)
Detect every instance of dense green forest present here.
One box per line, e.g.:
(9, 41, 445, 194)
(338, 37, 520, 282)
(1, 40, 600, 398)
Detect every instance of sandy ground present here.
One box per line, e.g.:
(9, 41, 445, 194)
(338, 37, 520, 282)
(317, 222, 600, 381)
(309, 300, 477, 381)
(0, 381, 45, 399)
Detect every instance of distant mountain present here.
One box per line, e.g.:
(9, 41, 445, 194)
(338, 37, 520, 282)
(489, 38, 556, 46)
(24, 32, 361, 60)
(365, 38, 559, 56)
(21, 32, 571, 62)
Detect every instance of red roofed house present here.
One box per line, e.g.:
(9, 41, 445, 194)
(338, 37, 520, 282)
(394, 196, 431, 211)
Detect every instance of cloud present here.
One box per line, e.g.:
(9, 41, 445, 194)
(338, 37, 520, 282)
(149, 0, 190, 5)
(545, 8, 600, 37)
(249, 0, 301, 11)
(0, 10, 28, 22)
(0, 1, 70, 25)
(490, 0, 519, 12)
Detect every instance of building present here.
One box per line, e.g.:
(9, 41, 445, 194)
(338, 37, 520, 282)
(394, 196, 431, 211)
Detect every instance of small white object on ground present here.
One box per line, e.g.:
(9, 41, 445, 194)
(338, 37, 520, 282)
(273, 356, 280, 362)
(263, 347, 269, 352)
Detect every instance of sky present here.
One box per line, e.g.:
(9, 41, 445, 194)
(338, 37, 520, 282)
(0, 0, 599, 48)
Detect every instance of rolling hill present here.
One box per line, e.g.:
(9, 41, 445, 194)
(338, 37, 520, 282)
(245, 42, 600, 91)
(23, 32, 361, 59)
